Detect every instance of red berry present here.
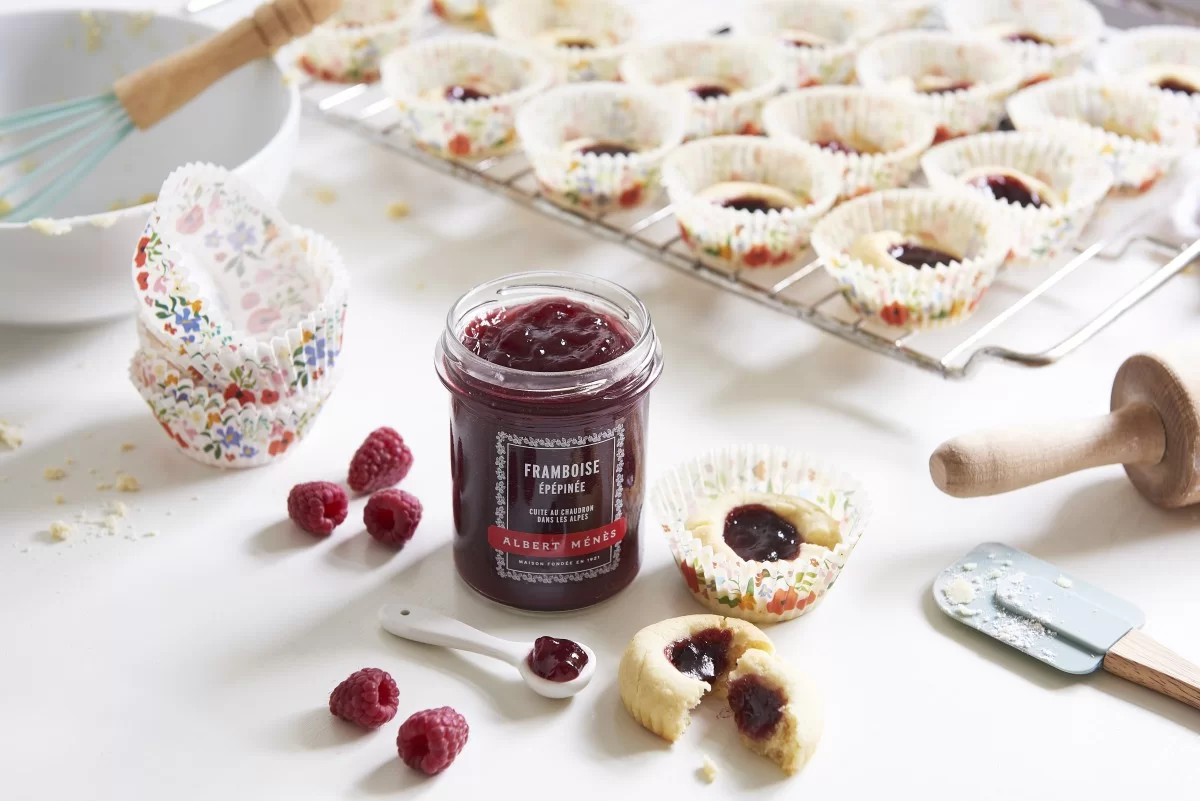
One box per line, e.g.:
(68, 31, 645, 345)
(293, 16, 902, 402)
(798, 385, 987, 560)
(329, 668, 398, 730)
(363, 489, 422, 548)
(397, 707, 469, 775)
(348, 427, 413, 494)
(287, 481, 348, 536)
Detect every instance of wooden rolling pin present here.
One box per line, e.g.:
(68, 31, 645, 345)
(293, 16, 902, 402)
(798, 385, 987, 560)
(930, 342, 1200, 509)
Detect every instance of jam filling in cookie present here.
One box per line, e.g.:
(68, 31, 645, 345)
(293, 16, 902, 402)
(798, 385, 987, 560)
(528, 636, 589, 682)
(887, 242, 960, 269)
(1157, 77, 1199, 95)
(780, 28, 831, 48)
(967, 174, 1045, 208)
(727, 674, 787, 741)
(723, 504, 802, 562)
(697, 181, 807, 214)
(669, 76, 742, 101)
(444, 84, 491, 102)
(1004, 31, 1053, 45)
(460, 297, 635, 372)
(918, 78, 974, 94)
(849, 230, 963, 271)
(536, 28, 598, 49)
(667, 627, 734, 682)
(561, 138, 639, 157)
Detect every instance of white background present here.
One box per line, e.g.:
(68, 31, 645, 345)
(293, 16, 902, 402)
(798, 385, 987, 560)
(1, 1, 1198, 798)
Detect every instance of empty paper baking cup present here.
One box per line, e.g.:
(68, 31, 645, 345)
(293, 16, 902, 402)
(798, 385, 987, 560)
(662, 135, 841, 272)
(619, 38, 786, 139)
(763, 87, 937, 200)
(943, 0, 1103, 86)
(516, 82, 689, 211)
(810, 188, 1009, 329)
(1095, 25, 1200, 131)
(297, 0, 424, 84)
(855, 30, 1023, 143)
(741, 0, 876, 89)
(489, 0, 634, 82)
(921, 131, 1113, 265)
(134, 163, 348, 397)
(381, 36, 557, 160)
(1006, 76, 1197, 192)
(129, 350, 333, 468)
(652, 444, 871, 624)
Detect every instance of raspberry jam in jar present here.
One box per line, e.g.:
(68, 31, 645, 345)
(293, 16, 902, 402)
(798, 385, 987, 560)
(436, 272, 663, 612)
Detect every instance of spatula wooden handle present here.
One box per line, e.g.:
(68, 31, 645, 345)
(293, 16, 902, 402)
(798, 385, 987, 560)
(1104, 628, 1200, 710)
(114, 0, 342, 130)
(929, 403, 1167, 498)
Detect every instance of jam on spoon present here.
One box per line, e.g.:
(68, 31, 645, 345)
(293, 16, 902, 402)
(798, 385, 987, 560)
(667, 627, 734, 682)
(527, 636, 590, 682)
(723, 504, 802, 562)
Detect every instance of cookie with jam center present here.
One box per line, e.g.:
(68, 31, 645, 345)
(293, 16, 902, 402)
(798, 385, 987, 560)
(560, 137, 640, 157)
(848, 230, 964, 271)
(726, 648, 824, 775)
(696, 181, 810, 214)
(959, 165, 1061, 209)
(1132, 64, 1200, 96)
(779, 27, 832, 48)
(666, 75, 744, 101)
(685, 490, 840, 564)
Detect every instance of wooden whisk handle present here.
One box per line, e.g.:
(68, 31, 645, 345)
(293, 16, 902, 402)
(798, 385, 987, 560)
(114, 0, 341, 130)
(929, 402, 1167, 498)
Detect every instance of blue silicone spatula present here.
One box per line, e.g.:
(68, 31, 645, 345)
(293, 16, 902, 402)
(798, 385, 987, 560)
(933, 543, 1200, 710)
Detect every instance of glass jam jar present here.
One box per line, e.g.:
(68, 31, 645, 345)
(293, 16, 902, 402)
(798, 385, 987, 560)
(435, 272, 663, 612)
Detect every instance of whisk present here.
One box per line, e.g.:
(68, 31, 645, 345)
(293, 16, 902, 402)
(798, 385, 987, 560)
(0, 0, 340, 223)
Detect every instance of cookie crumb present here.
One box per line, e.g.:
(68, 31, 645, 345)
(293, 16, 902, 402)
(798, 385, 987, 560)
(943, 577, 976, 605)
(43, 466, 67, 481)
(64, 456, 76, 465)
(88, 468, 99, 475)
(95, 482, 113, 491)
(49, 521, 73, 541)
(960, 562, 977, 571)
(698, 754, 718, 784)
(0, 420, 23, 450)
(119, 442, 136, 453)
(1055, 575, 1073, 589)
(102, 515, 120, 533)
(107, 501, 129, 518)
(312, 187, 338, 205)
(115, 475, 141, 492)
(142, 531, 157, 538)
(387, 201, 410, 220)
(954, 605, 980, 617)
(29, 218, 72, 236)
(54, 494, 66, 505)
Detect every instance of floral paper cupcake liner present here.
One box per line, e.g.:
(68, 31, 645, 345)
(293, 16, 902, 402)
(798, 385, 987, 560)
(489, 0, 633, 82)
(810, 188, 1009, 328)
(129, 350, 333, 468)
(297, 0, 424, 84)
(1095, 25, 1200, 132)
(741, 0, 876, 89)
(651, 445, 871, 624)
(855, 30, 1023, 144)
(763, 87, 937, 200)
(619, 38, 786, 139)
(943, 0, 1104, 87)
(516, 82, 689, 211)
(1006, 76, 1197, 193)
(381, 36, 556, 160)
(662, 135, 841, 272)
(921, 131, 1113, 265)
(134, 163, 348, 395)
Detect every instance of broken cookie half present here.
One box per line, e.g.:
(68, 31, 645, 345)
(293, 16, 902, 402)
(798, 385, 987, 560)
(617, 614, 823, 775)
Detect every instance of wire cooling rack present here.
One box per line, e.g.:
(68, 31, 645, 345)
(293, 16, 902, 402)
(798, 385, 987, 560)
(298, 76, 1200, 380)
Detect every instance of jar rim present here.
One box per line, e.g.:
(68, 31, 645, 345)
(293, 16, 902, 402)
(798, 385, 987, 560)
(438, 271, 660, 394)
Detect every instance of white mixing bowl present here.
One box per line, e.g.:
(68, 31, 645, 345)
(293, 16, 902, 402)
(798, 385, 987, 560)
(0, 8, 299, 326)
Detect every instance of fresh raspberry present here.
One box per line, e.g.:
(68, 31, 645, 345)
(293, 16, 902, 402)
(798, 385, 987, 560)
(397, 706, 469, 775)
(363, 489, 423, 548)
(329, 668, 399, 730)
(287, 481, 348, 536)
(348, 427, 413, 494)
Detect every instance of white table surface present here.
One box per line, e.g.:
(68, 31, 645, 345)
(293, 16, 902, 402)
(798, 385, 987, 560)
(2, 1, 1199, 798)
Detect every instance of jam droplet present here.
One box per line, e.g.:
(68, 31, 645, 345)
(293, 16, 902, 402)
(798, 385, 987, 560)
(1004, 31, 1051, 45)
(1157, 77, 1199, 96)
(816, 139, 860, 156)
(461, 297, 636, 372)
(559, 38, 595, 49)
(727, 675, 786, 740)
(718, 195, 787, 213)
(888, 242, 959, 269)
(690, 84, 730, 100)
(577, 141, 637, 157)
(921, 81, 973, 94)
(527, 636, 589, 682)
(667, 627, 734, 682)
(444, 85, 491, 101)
(723, 504, 801, 562)
(968, 173, 1044, 208)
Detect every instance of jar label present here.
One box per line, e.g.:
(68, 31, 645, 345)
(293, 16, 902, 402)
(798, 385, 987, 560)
(491, 424, 624, 583)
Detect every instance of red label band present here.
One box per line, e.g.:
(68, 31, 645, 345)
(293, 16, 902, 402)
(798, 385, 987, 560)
(488, 518, 626, 558)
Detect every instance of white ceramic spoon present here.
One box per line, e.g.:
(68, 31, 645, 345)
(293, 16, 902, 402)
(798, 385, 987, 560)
(378, 603, 597, 700)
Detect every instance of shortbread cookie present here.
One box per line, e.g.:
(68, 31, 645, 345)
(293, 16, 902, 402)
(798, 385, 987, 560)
(618, 614, 773, 742)
(725, 648, 823, 775)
